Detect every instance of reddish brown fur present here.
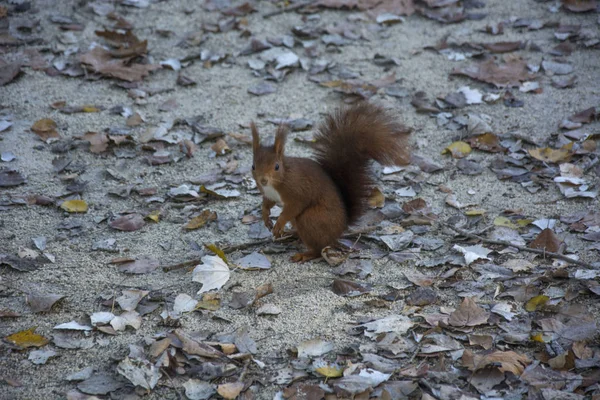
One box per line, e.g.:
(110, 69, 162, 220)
(313, 102, 411, 224)
(251, 102, 410, 262)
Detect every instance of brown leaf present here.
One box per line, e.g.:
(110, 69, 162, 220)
(31, 118, 60, 141)
(451, 59, 534, 88)
(448, 297, 490, 327)
(26, 293, 65, 313)
(481, 41, 524, 53)
(217, 382, 244, 399)
(174, 329, 225, 358)
(331, 279, 372, 297)
(117, 258, 159, 274)
(0, 61, 22, 86)
(419, 3, 465, 23)
(403, 198, 427, 213)
(313, 0, 415, 15)
(0, 169, 26, 187)
(569, 107, 596, 124)
(83, 131, 109, 153)
(368, 187, 385, 208)
(222, 2, 256, 16)
(110, 213, 146, 231)
(462, 350, 531, 375)
(469, 334, 494, 350)
(529, 228, 562, 253)
(528, 142, 573, 163)
(465, 133, 504, 153)
(562, 0, 598, 13)
(79, 47, 158, 82)
(184, 210, 217, 230)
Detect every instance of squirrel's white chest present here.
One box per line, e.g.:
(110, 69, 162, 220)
(262, 185, 283, 204)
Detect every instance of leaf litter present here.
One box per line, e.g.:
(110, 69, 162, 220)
(1, 0, 600, 399)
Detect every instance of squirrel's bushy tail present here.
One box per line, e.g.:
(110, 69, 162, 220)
(313, 102, 411, 225)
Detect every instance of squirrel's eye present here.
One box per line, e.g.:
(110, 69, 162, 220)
(252, 164, 255, 170)
(275, 163, 279, 171)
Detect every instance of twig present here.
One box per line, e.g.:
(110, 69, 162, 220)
(161, 368, 183, 400)
(162, 224, 381, 272)
(443, 222, 594, 269)
(263, 0, 316, 18)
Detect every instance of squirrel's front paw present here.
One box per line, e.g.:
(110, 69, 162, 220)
(263, 217, 274, 230)
(271, 222, 285, 238)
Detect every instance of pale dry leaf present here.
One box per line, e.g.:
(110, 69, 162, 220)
(192, 255, 231, 294)
(453, 244, 492, 265)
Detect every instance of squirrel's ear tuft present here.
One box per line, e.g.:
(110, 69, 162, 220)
(274, 125, 288, 159)
(251, 122, 260, 154)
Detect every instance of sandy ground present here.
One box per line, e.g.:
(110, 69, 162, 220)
(0, 0, 599, 399)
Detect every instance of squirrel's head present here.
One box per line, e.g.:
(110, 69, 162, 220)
(251, 122, 287, 189)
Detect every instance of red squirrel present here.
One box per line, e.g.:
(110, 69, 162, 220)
(251, 102, 411, 262)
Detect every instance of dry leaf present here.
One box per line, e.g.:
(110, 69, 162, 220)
(184, 210, 217, 230)
(529, 228, 562, 253)
(83, 132, 109, 153)
(528, 143, 573, 163)
(27, 293, 65, 312)
(463, 350, 531, 375)
(110, 214, 145, 231)
(192, 255, 231, 294)
(525, 295, 549, 312)
(442, 141, 471, 158)
(216, 382, 244, 399)
(451, 59, 534, 88)
(448, 297, 490, 327)
(5, 327, 50, 349)
(368, 187, 385, 208)
(60, 200, 88, 213)
(31, 118, 60, 141)
(80, 47, 158, 82)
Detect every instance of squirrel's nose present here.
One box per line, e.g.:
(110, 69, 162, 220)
(260, 178, 268, 186)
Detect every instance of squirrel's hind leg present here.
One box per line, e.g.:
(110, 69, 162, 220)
(291, 250, 320, 263)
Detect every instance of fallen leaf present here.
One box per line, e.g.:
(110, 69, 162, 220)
(297, 339, 333, 358)
(451, 59, 534, 87)
(83, 131, 109, 153)
(0, 61, 22, 86)
(562, 0, 598, 13)
(27, 293, 65, 312)
(184, 210, 217, 230)
(183, 379, 216, 400)
(80, 47, 158, 82)
(192, 255, 231, 294)
(110, 213, 145, 231)
(60, 200, 88, 213)
(529, 228, 562, 253)
(463, 350, 530, 375)
(442, 141, 471, 158)
(117, 257, 159, 274)
(217, 382, 244, 399)
(0, 168, 26, 187)
(453, 244, 492, 265)
(528, 143, 573, 163)
(368, 187, 385, 208)
(448, 297, 490, 327)
(236, 252, 271, 270)
(117, 357, 160, 390)
(28, 349, 58, 365)
(116, 289, 149, 311)
(31, 118, 60, 141)
(357, 315, 414, 338)
(525, 295, 549, 312)
(332, 279, 372, 297)
(5, 327, 50, 349)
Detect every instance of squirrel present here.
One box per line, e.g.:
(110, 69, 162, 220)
(251, 102, 411, 262)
